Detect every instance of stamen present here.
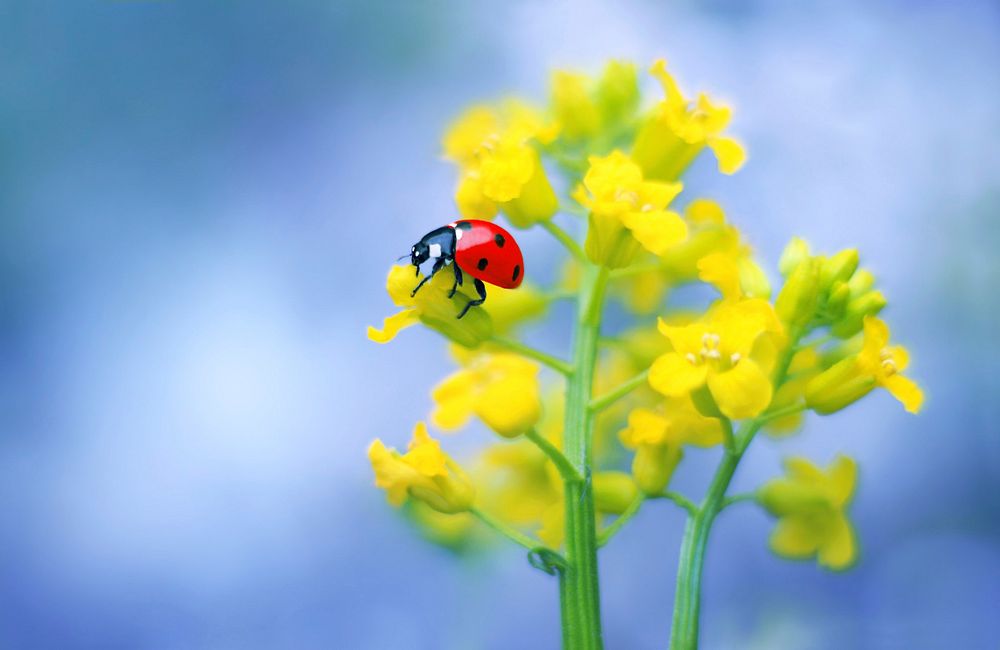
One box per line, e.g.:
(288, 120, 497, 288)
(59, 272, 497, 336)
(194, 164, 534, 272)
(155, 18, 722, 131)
(685, 353, 698, 365)
(705, 349, 721, 360)
(730, 352, 741, 364)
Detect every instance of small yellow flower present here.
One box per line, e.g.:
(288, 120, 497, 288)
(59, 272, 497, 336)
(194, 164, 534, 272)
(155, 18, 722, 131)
(577, 150, 688, 268)
(368, 422, 475, 514)
(765, 347, 822, 437)
(367, 265, 492, 348)
(405, 500, 477, 551)
(431, 353, 542, 438)
(444, 102, 559, 227)
(805, 316, 923, 414)
(619, 396, 724, 493)
(698, 251, 771, 302)
(551, 70, 601, 142)
(474, 438, 561, 528)
(649, 299, 783, 419)
(548, 60, 640, 144)
(593, 471, 639, 515)
(632, 60, 746, 181)
(759, 455, 858, 570)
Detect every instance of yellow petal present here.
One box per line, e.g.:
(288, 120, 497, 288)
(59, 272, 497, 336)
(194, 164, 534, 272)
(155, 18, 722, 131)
(698, 252, 741, 301)
(882, 373, 924, 414)
(657, 319, 704, 356)
(403, 422, 448, 477)
(619, 408, 670, 447)
(475, 371, 542, 437)
(769, 516, 822, 558)
(620, 209, 688, 255)
(367, 309, 419, 344)
(430, 370, 477, 431)
(649, 353, 709, 397)
(817, 514, 857, 570)
(707, 136, 746, 174)
(828, 455, 857, 507)
(706, 358, 772, 419)
(456, 171, 500, 220)
(861, 316, 890, 363)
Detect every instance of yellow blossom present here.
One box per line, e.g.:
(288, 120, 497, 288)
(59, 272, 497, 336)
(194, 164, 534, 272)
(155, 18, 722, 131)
(632, 59, 746, 181)
(649, 299, 783, 419)
(759, 455, 858, 570)
(367, 265, 492, 348)
(765, 347, 822, 437)
(368, 422, 475, 514)
(551, 70, 601, 141)
(806, 316, 923, 414)
(577, 150, 688, 268)
(444, 102, 559, 227)
(619, 396, 724, 493)
(405, 501, 477, 551)
(431, 353, 542, 437)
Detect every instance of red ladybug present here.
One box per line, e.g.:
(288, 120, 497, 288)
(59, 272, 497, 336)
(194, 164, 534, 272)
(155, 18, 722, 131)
(408, 219, 524, 318)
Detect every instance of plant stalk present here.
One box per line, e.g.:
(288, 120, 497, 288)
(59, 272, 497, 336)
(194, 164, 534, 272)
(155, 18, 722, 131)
(559, 264, 609, 650)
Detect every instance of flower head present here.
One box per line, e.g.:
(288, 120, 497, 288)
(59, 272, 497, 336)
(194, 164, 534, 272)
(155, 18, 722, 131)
(577, 150, 688, 268)
(367, 265, 493, 348)
(649, 299, 783, 419)
(619, 396, 723, 493)
(445, 102, 559, 227)
(758, 455, 858, 570)
(431, 353, 542, 438)
(368, 422, 475, 514)
(632, 60, 746, 181)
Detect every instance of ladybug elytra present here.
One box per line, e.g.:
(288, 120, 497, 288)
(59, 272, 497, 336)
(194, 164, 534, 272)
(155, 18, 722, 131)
(408, 220, 524, 319)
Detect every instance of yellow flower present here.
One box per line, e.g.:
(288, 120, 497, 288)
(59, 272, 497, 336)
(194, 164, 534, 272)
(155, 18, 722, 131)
(551, 70, 601, 141)
(473, 438, 561, 528)
(698, 251, 771, 302)
(431, 353, 542, 437)
(631, 59, 746, 181)
(649, 299, 783, 419)
(806, 316, 923, 414)
(405, 500, 477, 551)
(619, 396, 724, 493)
(577, 150, 688, 268)
(765, 347, 822, 437)
(368, 422, 475, 514)
(444, 102, 559, 227)
(593, 471, 639, 514)
(759, 455, 858, 570)
(367, 264, 492, 348)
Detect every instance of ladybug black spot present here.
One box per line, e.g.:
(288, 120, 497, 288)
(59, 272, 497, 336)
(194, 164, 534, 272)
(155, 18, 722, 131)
(494, 233, 506, 248)
(512, 264, 521, 282)
(477, 258, 489, 271)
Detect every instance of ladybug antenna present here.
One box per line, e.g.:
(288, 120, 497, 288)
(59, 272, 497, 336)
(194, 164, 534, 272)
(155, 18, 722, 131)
(397, 254, 411, 262)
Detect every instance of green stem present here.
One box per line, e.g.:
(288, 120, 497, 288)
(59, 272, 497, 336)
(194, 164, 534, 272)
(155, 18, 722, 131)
(488, 336, 574, 376)
(597, 495, 644, 547)
(559, 264, 609, 650)
(470, 507, 543, 551)
(588, 369, 649, 413)
(651, 490, 699, 516)
(524, 428, 583, 483)
(668, 326, 804, 650)
(541, 220, 587, 262)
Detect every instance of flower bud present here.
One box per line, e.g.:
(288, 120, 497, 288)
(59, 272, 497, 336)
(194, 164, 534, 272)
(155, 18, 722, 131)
(758, 479, 834, 516)
(593, 471, 639, 514)
(739, 257, 772, 299)
(778, 237, 811, 276)
(804, 357, 876, 414)
(826, 281, 851, 320)
(848, 268, 875, 295)
(551, 70, 600, 142)
(594, 60, 639, 126)
(631, 444, 682, 495)
(830, 290, 887, 339)
(776, 256, 822, 328)
(501, 149, 559, 228)
(820, 249, 859, 291)
(585, 211, 644, 269)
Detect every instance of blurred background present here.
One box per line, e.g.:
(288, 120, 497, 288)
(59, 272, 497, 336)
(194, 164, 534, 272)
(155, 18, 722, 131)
(2, 1, 998, 648)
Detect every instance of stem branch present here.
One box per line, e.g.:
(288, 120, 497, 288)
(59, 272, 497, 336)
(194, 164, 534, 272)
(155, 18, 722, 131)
(525, 429, 583, 483)
(489, 336, 574, 376)
(470, 507, 542, 551)
(588, 369, 649, 413)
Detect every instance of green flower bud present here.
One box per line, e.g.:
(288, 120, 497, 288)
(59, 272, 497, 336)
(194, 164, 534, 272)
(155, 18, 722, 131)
(820, 249, 860, 290)
(779, 237, 811, 276)
(585, 211, 643, 269)
(631, 444, 682, 495)
(776, 256, 822, 328)
(830, 290, 887, 339)
(804, 357, 876, 414)
(826, 281, 851, 320)
(594, 471, 639, 514)
(848, 268, 875, 295)
(739, 257, 772, 299)
(595, 60, 639, 126)
(758, 480, 834, 516)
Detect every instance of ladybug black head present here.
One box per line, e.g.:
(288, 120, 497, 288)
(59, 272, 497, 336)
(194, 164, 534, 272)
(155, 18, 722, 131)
(410, 242, 430, 267)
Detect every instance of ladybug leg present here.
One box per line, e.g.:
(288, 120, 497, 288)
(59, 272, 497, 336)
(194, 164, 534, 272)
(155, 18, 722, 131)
(411, 258, 446, 297)
(447, 263, 464, 299)
(457, 278, 487, 319)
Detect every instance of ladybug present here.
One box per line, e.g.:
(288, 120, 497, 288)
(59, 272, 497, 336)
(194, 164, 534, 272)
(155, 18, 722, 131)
(408, 219, 524, 319)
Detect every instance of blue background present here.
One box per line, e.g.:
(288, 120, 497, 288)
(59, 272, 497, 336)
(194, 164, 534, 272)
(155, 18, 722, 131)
(2, 1, 998, 648)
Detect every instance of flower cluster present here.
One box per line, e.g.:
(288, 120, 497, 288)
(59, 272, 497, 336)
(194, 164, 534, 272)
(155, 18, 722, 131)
(364, 58, 924, 645)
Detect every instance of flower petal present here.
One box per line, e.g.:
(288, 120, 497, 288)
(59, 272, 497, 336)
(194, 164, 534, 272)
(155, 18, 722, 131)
(367, 309, 419, 344)
(769, 516, 822, 558)
(619, 408, 670, 447)
(430, 370, 477, 431)
(817, 514, 857, 570)
(882, 373, 924, 414)
(620, 209, 688, 255)
(707, 358, 773, 419)
(649, 353, 709, 397)
(828, 455, 857, 507)
(708, 136, 746, 174)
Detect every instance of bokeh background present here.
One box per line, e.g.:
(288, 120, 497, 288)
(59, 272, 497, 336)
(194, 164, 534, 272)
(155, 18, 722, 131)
(2, 1, 998, 648)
